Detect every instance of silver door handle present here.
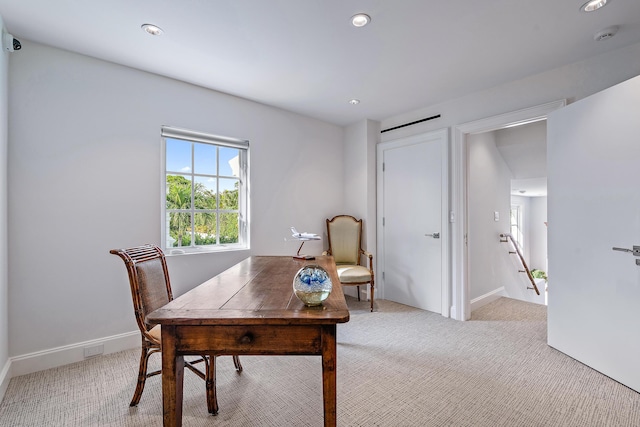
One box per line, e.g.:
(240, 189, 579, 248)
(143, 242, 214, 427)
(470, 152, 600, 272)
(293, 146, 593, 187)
(425, 232, 440, 239)
(612, 246, 640, 256)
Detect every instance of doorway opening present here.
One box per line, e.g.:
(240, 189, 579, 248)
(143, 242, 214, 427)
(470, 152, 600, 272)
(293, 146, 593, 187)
(451, 100, 565, 321)
(467, 120, 548, 312)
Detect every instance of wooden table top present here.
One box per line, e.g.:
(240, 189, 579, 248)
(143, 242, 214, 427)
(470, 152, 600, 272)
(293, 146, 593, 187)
(147, 255, 350, 326)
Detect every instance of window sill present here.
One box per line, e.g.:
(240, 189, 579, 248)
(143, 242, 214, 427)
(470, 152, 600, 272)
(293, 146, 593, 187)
(164, 245, 249, 257)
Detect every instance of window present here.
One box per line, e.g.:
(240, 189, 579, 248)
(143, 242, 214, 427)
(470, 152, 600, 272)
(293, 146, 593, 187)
(161, 126, 249, 253)
(510, 204, 523, 250)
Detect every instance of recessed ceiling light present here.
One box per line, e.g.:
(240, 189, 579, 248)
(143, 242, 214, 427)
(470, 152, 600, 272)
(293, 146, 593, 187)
(351, 14, 371, 27)
(580, 0, 609, 12)
(141, 24, 164, 36)
(349, 99, 360, 105)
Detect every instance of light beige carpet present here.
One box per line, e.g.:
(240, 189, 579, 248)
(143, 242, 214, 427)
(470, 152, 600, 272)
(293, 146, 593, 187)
(1, 297, 639, 426)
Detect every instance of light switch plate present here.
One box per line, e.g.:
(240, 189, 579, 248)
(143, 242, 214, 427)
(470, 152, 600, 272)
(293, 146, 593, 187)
(494, 211, 499, 221)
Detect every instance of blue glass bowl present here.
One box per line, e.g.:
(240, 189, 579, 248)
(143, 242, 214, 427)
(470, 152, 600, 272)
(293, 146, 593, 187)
(293, 265, 333, 306)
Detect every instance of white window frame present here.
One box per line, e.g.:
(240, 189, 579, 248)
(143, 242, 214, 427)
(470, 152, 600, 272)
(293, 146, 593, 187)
(161, 126, 249, 254)
(510, 204, 524, 251)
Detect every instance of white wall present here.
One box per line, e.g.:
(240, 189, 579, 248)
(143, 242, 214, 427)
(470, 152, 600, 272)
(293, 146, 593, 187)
(343, 119, 379, 249)
(341, 119, 379, 299)
(467, 132, 511, 303)
(343, 122, 367, 219)
(495, 121, 547, 180)
(7, 41, 344, 367)
(0, 15, 10, 396)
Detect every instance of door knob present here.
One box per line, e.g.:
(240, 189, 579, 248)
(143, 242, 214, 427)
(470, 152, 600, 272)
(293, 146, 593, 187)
(425, 232, 440, 239)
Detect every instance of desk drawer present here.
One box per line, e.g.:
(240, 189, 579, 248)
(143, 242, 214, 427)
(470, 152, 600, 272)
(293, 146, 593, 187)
(173, 325, 324, 355)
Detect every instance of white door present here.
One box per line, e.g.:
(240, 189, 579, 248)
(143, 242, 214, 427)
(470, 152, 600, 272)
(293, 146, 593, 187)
(377, 129, 448, 314)
(547, 75, 640, 391)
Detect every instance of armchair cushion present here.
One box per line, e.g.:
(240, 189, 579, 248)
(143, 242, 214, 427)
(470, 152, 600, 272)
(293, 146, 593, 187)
(148, 324, 162, 343)
(336, 265, 372, 284)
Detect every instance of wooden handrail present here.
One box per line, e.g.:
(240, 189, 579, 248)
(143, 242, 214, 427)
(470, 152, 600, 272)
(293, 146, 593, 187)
(499, 233, 540, 295)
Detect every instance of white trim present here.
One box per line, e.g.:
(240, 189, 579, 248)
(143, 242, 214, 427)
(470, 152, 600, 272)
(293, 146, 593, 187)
(161, 125, 249, 149)
(376, 142, 384, 301)
(455, 100, 566, 135)
(0, 358, 11, 403)
(376, 128, 450, 317)
(161, 129, 249, 253)
(10, 331, 139, 377)
(470, 287, 507, 311)
(451, 100, 566, 321)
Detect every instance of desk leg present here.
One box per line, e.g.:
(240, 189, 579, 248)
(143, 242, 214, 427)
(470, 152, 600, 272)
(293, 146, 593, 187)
(321, 325, 337, 427)
(162, 326, 184, 427)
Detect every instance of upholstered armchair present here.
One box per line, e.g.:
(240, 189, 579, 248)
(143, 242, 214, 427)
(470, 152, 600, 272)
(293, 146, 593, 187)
(324, 215, 375, 312)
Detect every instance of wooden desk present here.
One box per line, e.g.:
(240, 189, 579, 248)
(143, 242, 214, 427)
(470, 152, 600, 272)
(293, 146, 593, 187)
(147, 255, 350, 427)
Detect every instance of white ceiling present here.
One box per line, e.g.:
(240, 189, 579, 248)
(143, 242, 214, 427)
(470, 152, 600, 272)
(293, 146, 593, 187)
(0, 1, 639, 126)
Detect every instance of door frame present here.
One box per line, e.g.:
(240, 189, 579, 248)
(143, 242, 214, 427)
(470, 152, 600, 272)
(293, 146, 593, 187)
(450, 100, 566, 321)
(376, 128, 450, 316)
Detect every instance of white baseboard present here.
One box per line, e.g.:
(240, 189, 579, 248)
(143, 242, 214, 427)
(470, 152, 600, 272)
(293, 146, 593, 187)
(10, 330, 139, 378)
(0, 358, 10, 403)
(470, 287, 506, 312)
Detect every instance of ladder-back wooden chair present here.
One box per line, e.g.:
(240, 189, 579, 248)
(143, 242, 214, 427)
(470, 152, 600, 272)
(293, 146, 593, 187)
(324, 215, 375, 311)
(110, 244, 242, 414)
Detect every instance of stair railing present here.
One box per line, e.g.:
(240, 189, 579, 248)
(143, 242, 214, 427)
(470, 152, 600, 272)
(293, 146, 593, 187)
(499, 233, 540, 295)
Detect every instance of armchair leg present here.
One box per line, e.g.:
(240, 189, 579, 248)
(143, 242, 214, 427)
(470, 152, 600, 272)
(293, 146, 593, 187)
(233, 355, 243, 372)
(370, 281, 375, 312)
(357, 285, 361, 301)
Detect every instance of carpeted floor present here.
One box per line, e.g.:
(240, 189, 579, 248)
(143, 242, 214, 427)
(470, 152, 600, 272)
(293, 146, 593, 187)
(1, 297, 639, 426)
